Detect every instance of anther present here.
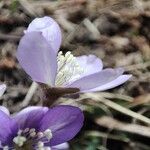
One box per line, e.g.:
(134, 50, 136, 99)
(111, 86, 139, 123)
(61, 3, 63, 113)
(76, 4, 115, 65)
(13, 136, 27, 147)
(37, 132, 44, 138)
(30, 131, 36, 137)
(44, 129, 52, 140)
(17, 129, 22, 135)
(29, 128, 36, 133)
(23, 128, 29, 133)
(56, 51, 84, 86)
(38, 141, 44, 148)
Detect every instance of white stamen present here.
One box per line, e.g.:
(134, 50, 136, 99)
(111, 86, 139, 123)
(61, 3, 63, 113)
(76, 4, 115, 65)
(29, 128, 36, 133)
(44, 129, 53, 140)
(38, 141, 44, 148)
(37, 141, 51, 150)
(30, 131, 36, 137)
(24, 128, 30, 133)
(28, 128, 36, 138)
(11, 128, 53, 149)
(13, 136, 27, 147)
(55, 51, 84, 86)
(17, 129, 22, 135)
(37, 132, 44, 138)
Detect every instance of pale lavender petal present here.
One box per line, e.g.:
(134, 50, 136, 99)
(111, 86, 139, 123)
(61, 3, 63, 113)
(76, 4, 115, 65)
(25, 16, 62, 53)
(0, 110, 18, 146)
(0, 84, 6, 97)
(67, 68, 124, 91)
(52, 143, 69, 150)
(39, 105, 84, 146)
(13, 106, 48, 130)
(81, 75, 132, 92)
(13, 106, 48, 118)
(0, 106, 10, 115)
(77, 55, 103, 77)
(17, 32, 57, 86)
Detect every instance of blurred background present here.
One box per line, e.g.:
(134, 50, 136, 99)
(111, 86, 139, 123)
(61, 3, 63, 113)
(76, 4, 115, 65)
(0, 0, 150, 150)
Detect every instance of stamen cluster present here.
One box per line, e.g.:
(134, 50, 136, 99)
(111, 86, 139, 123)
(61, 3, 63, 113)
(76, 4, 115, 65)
(2, 128, 52, 150)
(55, 51, 84, 86)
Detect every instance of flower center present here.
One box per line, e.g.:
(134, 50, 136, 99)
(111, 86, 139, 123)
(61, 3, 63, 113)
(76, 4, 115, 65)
(55, 51, 84, 86)
(1, 128, 52, 150)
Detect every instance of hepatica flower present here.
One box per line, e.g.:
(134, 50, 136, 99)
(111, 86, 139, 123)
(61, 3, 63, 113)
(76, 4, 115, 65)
(0, 105, 83, 150)
(17, 16, 131, 94)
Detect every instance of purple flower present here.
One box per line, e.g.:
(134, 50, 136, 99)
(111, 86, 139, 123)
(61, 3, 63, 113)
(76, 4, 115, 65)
(0, 84, 6, 97)
(17, 17, 132, 93)
(0, 105, 84, 149)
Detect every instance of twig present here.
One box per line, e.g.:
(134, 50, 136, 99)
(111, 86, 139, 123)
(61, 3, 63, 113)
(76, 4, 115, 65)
(96, 116, 150, 137)
(63, 24, 81, 46)
(19, 0, 39, 17)
(56, 14, 75, 32)
(21, 82, 38, 107)
(0, 33, 21, 41)
(123, 61, 150, 71)
(83, 18, 101, 40)
(31, 1, 60, 7)
(128, 94, 150, 108)
(86, 131, 130, 143)
(55, 9, 76, 32)
(87, 131, 150, 149)
(99, 92, 133, 102)
(80, 93, 150, 125)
